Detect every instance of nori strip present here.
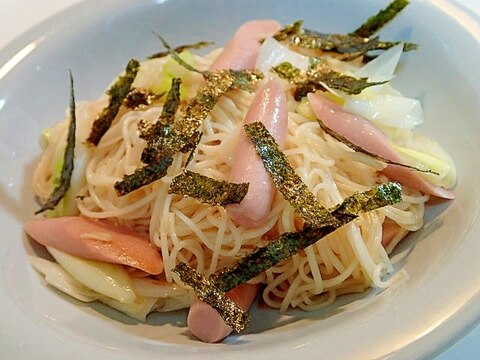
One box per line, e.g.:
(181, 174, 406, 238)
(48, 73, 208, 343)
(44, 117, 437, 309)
(317, 119, 439, 175)
(243, 122, 340, 228)
(353, 0, 410, 38)
(114, 79, 182, 195)
(148, 40, 213, 59)
(169, 170, 249, 206)
(153, 34, 205, 75)
(139, 78, 182, 164)
(172, 262, 250, 333)
(272, 61, 386, 100)
(148, 35, 262, 157)
(145, 68, 262, 158)
(211, 182, 402, 292)
(87, 59, 140, 146)
(36, 71, 77, 214)
(114, 156, 173, 196)
(123, 88, 162, 110)
(274, 20, 417, 59)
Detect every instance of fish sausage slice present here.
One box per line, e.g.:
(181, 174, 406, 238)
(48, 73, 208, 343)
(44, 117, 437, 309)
(307, 93, 455, 199)
(187, 283, 260, 343)
(24, 216, 163, 275)
(208, 20, 281, 71)
(227, 78, 288, 227)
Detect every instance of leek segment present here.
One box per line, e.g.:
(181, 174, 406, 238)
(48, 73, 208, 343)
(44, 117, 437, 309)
(29, 254, 191, 320)
(29, 255, 98, 302)
(393, 142, 456, 188)
(134, 51, 195, 100)
(47, 247, 137, 304)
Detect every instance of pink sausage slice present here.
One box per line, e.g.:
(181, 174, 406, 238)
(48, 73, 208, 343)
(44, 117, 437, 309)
(307, 93, 455, 199)
(381, 218, 405, 247)
(209, 20, 281, 71)
(227, 78, 288, 227)
(187, 283, 260, 343)
(24, 216, 163, 275)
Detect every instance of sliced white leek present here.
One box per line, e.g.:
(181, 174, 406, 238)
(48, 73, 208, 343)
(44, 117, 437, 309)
(47, 247, 136, 304)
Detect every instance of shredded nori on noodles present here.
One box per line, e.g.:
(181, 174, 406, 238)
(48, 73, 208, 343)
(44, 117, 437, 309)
(123, 88, 162, 110)
(153, 34, 205, 75)
(169, 170, 249, 206)
(317, 119, 439, 175)
(145, 68, 262, 158)
(36, 72, 77, 214)
(87, 59, 140, 146)
(114, 78, 182, 195)
(114, 156, 174, 196)
(272, 61, 386, 100)
(244, 122, 340, 228)
(273, 19, 417, 60)
(114, 50, 262, 196)
(139, 78, 182, 164)
(353, 0, 410, 38)
(148, 40, 213, 59)
(211, 182, 402, 292)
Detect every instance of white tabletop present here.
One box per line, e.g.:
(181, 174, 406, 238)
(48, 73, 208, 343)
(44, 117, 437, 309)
(0, 0, 478, 358)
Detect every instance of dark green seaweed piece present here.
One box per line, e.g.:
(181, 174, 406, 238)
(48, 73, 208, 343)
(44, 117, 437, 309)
(153, 34, 205, 75)
(87, 59, 140, 146)
(330, 182, 402, 221)
(114, 79, 181, 196)
(148, 40, 213, 59)
(139, 78, 182, 164)
(317, 119, 439, 175)
(272, 61, 386, 100)
(212, 182, 402, 292)
(114, 156, 173, 196)
(353, 0, 410, 38)
(169, 170, 249, 206)
(172, 262, 250, 333)
(36, 72, 77, 214)
(123, 88, 162, 110)
(274, 20, 417, 59)
(148, 35, 262, 157)
(272, 20, 303, 42)
(146, 68, 262, 158)
(243, 122, 340, 228)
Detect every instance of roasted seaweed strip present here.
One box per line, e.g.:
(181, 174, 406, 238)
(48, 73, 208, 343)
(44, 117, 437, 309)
(212, 182, 402, 292)
(272, 62, 386, 100)
(172, 262, 250, 333)
(114, 156, 173, 196)
(244, 122, 339, 228)
(147, 69, 262, 158)
(36, 72, 77, 214)
(123, 88, 162, 110)
(149, 40, 213, 59)
(153, 34, 205, 74)
(139, 78, 182, 164)
(87, 59, 140, 146)
(317, 119, 438, 175)
(169, 170, 249, 206)
(147, 37, 262, 156)
(114, 79, 182, 195)
(274, 20, 416, 59)
(353, 0, 410, 38)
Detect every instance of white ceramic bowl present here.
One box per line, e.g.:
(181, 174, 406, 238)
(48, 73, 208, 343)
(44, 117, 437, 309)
(0, 0, 479, 358)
